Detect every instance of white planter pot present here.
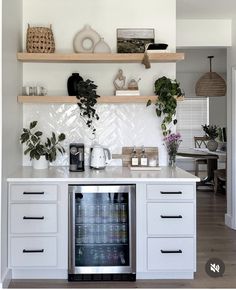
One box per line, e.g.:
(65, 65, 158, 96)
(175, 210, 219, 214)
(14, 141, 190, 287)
(32, 156, 49, 170)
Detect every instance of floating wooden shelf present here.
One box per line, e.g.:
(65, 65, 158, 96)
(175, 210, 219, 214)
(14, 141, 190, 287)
(17, 95, 184, 104)
(17, 52, 185, 63)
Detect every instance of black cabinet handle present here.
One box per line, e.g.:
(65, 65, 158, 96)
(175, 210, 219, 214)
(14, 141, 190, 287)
(23, 216, 45, 220)
(160, 191, 182, 195)
(23, 192, 45, 195)
(161, 250, 182, 254)
(23, 249, 44, 253)
(161, 215, 183, 219)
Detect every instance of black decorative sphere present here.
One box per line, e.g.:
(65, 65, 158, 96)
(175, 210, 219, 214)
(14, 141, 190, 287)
(67, 73, 83, 96)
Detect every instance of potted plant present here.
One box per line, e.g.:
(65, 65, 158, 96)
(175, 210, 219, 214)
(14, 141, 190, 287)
(76, 79, 100, 135)
(20, 121, 66, 169)
(202, 124, 219, 151)
(147, 76, 183, 136)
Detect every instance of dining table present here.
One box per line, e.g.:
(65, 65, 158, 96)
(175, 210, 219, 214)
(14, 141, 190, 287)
(177, 148, 220, 185)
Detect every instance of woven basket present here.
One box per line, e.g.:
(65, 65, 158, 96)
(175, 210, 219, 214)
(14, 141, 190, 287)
(26, 24, 55, 53)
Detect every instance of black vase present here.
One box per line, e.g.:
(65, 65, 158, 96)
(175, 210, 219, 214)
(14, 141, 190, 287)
(67, 73, 83, 96)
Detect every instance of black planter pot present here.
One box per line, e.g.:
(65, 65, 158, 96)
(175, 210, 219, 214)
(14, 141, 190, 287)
(67, 73, 83, 96)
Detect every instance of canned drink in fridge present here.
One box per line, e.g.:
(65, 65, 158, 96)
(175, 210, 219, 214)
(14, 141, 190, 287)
(108, 224, 114, 244)
(121, 224, 128, 244)
(101, 224, 108, 244)
(95, 205, 102, 223)
(120, 204, 127, 223)
(112, 204, 120, 223)
(75, 225, 83, 244)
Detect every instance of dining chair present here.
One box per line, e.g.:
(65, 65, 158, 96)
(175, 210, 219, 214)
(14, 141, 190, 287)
(194, 136, 209, 176)
(214, 169, 226, 193)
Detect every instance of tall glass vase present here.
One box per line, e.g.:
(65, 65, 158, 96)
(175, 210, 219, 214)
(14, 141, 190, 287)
(168, 154, 176, 167)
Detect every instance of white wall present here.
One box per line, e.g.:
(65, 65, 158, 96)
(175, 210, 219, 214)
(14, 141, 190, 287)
(176, 49, 227, 172)
(0, 0, 2, 286)
(177, 48, 227, 126)
(226, 17, 236, 229)
(2, 0, 23, 285)
(177, 19, 232, 48)
(22, 0, 177, 166)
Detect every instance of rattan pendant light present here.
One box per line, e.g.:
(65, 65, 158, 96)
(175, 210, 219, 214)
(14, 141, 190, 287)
(195, 56, 226, 97)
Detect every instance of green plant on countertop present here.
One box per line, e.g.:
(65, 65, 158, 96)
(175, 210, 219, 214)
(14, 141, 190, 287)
(202, 124, 219, 140)
(76, 79, 100, 135)
(20, 121, 66, 162)
(146, 76, 183, 136)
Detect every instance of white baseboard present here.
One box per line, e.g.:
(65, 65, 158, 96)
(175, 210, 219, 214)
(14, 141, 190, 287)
(225, 213, 236, 229)
(12, 269, 67, 279)
(136, 271, 194, 279)
(0, 269, 12, 289)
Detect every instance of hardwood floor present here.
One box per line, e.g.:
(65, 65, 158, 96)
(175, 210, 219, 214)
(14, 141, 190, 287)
(9, 190, 236, 289)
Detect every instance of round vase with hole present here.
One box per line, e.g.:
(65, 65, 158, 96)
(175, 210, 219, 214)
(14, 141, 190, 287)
(73, 25, 100, 53)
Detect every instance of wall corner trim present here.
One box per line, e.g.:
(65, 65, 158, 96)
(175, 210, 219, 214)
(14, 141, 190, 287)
(1, 268, 12, 289)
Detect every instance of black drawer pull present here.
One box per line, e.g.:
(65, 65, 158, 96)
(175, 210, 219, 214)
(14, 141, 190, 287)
(161, 250, 182, 254)
(23, 216, 44, 220)
(23, 249, 44, 253)
(160, 191, 182, 195)
(23, 192, 45, 195)
(161, 215, 183, 219)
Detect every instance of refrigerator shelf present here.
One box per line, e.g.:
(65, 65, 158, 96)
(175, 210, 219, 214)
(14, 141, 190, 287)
(75, 243, 129, 246)
(75, 222, 128, 225)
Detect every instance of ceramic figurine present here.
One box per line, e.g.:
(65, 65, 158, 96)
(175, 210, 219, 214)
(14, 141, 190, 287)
(128, 78, 141, 90)
(113, 69, 126, 90)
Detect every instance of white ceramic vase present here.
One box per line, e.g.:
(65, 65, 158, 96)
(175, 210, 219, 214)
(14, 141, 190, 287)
(32, 156, 49, 170)
(93, 37, 111, 53)
(73, 25, 100, 53)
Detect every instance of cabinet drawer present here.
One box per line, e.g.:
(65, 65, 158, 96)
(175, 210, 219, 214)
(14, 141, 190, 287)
(10, 184, 57, 202)
(147, 238, 194, 271)
(10, 237, 57, 267)
(147, 184, 194, 200)
(147, 203, 194, 235)
(10, 204, 57, 234)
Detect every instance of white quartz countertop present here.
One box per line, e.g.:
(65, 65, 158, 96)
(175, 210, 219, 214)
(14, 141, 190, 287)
(7, 166, 200, 182)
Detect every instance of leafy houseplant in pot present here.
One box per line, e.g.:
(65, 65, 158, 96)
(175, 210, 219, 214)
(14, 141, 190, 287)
(20, 121, 66, 169)
(202, 124, 219, 151)
(146, 76, 183, 136)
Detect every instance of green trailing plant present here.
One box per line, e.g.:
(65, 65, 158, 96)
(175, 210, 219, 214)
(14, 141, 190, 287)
(202, 124, 219, 140)
(20, 121, 66, 162)
(76, 79, 100, 135)
(147, 76, 183, 136)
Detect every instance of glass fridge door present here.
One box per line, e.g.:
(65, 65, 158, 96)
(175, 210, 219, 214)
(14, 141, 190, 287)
(74, 190, 130, 267)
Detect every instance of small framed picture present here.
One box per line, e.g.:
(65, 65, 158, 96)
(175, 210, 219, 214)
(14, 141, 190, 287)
(117, 28, 155, 53)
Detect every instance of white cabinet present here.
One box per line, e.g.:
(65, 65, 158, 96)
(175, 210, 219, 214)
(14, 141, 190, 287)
(10, 237, 57, 267)
(10, 204, 57, 234)
(8, 182, 68, 278)
(10, 184, 58, 202)
(147, 238, 194, 271)
(136, 182, 196, 279)
(147, 203, 194, 235)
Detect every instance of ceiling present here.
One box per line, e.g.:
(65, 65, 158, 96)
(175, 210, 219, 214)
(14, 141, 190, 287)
(177, 0, 236, 19)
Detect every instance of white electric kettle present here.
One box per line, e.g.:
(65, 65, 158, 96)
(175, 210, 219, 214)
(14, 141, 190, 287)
(90, 144, 112, 169)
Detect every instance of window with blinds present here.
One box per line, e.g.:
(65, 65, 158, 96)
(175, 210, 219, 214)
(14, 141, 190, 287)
(176, 98, 209, 149)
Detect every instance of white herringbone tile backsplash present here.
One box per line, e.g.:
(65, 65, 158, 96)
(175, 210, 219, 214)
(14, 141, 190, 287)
(23, 103, 168, 166)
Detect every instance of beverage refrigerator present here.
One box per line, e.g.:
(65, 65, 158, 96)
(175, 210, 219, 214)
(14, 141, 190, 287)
(68, 184, 136, 281)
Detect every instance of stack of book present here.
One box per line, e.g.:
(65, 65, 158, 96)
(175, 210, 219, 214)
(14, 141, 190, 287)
(115, 90, 140, 96)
